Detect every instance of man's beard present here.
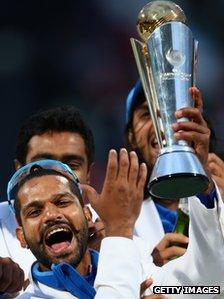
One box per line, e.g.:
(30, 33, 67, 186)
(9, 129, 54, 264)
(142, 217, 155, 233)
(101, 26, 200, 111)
(23, 219, 89, 270)
(133, 147, 154, 200)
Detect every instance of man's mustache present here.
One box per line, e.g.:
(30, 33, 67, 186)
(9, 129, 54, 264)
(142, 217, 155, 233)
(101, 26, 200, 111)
(39, 220, 78, 244)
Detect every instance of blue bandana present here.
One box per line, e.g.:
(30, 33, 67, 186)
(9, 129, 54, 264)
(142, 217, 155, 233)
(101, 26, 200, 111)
(32, 249, 99, 299)
(125, 80, 142, 123)
(155, 202, 178, 233)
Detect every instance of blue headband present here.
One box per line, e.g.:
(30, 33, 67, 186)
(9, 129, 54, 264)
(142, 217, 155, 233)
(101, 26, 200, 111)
(125, 80, 143, 124)
(7, 159, 81, 213)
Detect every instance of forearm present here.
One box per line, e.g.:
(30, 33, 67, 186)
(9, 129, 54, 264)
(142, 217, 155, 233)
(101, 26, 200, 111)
(152, 190, 224, 289)
(94, 237, 142, 299)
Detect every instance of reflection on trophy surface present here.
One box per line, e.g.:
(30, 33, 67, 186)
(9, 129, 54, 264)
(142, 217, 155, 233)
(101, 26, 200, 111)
(131, 0, 209, 200)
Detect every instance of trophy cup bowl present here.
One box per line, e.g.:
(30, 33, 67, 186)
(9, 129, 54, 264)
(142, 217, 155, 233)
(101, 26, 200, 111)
(130, 0, 209, 199)
(137, 0, 186, 42)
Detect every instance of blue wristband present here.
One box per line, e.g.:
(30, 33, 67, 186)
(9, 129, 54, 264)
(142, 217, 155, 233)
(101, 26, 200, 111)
(197, 187, 217, 209)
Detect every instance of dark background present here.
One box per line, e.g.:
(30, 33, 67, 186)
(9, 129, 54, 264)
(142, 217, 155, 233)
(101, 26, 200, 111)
(0, 0, 224, 201)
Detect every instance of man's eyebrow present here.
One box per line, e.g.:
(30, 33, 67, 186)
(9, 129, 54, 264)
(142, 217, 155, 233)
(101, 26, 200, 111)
(30, 153, 56, 161)
(52, 192, 77, 202)
(30, 153, 85, 163)
(52, 192, 81, 208)
(62, 154, 85, 163)
(22, 200, 43, 214)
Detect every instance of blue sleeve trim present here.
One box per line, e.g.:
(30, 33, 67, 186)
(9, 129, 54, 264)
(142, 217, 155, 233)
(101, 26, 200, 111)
(197, 187, 217, 209)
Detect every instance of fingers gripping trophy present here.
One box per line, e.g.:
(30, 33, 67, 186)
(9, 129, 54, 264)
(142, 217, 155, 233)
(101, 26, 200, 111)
(131, 0, 209, 200)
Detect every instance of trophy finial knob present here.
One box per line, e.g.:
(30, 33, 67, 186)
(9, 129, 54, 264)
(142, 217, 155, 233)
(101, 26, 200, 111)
(137, 0, 186, 42)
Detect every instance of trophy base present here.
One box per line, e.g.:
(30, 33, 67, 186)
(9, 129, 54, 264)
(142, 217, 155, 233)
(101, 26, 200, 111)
(149, 147, 209, 200)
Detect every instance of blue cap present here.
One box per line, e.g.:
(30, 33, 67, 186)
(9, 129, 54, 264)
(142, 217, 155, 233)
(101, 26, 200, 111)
(125, 80, 143, 124)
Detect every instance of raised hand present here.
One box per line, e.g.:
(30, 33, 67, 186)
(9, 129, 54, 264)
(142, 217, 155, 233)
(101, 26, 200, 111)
(0, 257, 25, 295)
(140, 277, 167, 298)
(82, 148, 147, 239)
(172, 87, 214, 193)
(172, 87, 210, 167)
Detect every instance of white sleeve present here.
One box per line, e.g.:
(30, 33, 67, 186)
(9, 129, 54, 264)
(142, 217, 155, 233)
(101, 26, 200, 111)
(94, 237, 142, 299)
(150, 185, 224, 294)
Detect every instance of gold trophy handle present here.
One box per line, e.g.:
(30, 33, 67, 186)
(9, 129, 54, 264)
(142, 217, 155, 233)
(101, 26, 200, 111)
(130, 37, 163, 149)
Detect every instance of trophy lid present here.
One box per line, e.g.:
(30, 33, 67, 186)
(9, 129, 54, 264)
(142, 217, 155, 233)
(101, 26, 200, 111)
(137, 0, 187, 42)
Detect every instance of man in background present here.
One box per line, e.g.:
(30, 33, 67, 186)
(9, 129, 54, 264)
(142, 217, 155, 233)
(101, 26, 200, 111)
(124, 80, 224, 265)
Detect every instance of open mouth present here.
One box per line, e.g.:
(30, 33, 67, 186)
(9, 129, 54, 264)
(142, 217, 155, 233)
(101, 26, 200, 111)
(45, 226, 73, 255)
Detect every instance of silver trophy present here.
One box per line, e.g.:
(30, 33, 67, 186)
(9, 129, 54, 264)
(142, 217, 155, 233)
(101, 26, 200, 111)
(130, 0, 209, 199)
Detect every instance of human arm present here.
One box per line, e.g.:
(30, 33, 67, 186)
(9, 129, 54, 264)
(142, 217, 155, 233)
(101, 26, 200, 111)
(145, 89, 224, 292)
(150, 191, 224, 294)
(141, 278, 167, 299)
(82, 148, 148, 299)
(207, 153, 224, 197)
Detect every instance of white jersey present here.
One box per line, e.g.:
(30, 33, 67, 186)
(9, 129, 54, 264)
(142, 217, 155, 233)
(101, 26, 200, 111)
(135, 196, 164, 253)
(16, 185, 224, 299)
(0, 201, 35, 278)
(142, 191, 224, 298)
(2, 184, 224, 298)
(17, 237, 144, 299)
